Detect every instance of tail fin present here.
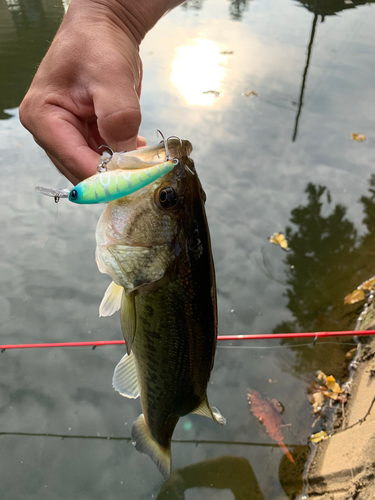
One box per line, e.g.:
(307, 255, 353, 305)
(131, 414, 171, 479)
(278, 441, 295, 464)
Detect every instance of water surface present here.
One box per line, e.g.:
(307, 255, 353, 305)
(1, 0, 375, 498)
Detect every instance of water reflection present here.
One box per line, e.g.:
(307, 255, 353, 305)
(170, 39, 228, 106)
(292, 0, 375, 141)
(180, 0, 205, 10)
(295, 0, 371, 20)
(156, 456, 264, 500)
(180, 0, 250, 18)
(273, 177, 375, 376)
(0, 0, 64, 119)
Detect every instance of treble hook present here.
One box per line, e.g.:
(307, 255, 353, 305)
(97, 145, 114, 172)
(166, 135, 193, 173)
(166, 135, 183, 147)
(156, 129, 170, 160)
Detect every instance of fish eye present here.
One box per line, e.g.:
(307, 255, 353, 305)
(70, 189, 78, 201)
(158, 187, 178, 209)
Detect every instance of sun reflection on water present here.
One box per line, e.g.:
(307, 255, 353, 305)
(170, 38, 228, 106)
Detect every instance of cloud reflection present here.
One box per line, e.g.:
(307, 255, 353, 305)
(170, 39, 227, 106)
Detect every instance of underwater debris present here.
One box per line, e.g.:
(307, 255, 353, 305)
(247, 389, 295, 464)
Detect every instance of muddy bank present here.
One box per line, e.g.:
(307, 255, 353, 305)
(308, 335, 375, 500)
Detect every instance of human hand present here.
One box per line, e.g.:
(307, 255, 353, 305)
(19, 0, 148, 185)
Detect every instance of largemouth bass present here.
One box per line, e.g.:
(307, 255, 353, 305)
(95, 138, 225, 478)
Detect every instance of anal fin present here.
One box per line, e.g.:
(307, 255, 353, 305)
(191, 396, 226, 425)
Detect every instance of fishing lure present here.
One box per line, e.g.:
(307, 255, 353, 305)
(35, 132, 182, 204)
(36, 160, 175, 204)
(69, 160, 176, 204)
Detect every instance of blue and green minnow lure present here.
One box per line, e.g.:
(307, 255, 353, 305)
(69, 160, 175, 204)
(35, 134, 189, 204)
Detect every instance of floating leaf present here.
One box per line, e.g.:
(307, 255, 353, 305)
(243, 90, 258, 97)
(202, 90, 221, 98)
(309, 431, 329, 443)
(351, 133, 366, 142)
(270, 232, 289, 250)
(344, 288, 365, 305)
(247, 389, 295, 464)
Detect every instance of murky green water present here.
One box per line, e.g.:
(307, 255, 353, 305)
(1, 0, 375, 498)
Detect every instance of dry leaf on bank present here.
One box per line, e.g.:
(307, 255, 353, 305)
(344, 275, 375, 305)
(344, 288, 365, 305)
(308, 371, 343, 410)
(309, 430, 329, 443)
(326, 375, 342, 395)
(310, 391, 325, 413)
(358, 276, 375, 291)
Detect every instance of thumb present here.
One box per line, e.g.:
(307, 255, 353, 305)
(94, 81, 142, 153)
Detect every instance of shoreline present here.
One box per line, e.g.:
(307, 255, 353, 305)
(307, 336, 375, 500)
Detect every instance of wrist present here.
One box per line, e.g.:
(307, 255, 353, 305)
(65, 0, 181, 45)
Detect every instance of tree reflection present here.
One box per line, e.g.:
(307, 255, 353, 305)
(279, 183, 358, 332)
(292, 0, 375, 141)
(295, 0, 371, 20)
(0, 0, 64, 119)
(180, 0, 205, 10)
(273, 179, 375, 377)
(229, 0, 250, 20)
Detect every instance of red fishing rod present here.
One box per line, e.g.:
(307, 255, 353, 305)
(1, 330, 374, 350)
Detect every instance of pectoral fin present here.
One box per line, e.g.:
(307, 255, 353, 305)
(121, 292, 136, 354)
(112, 351, 140, 399)
(132, 414, 171, 479)
(99, 281, 123, 317)
(191, 396, 226, 425)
